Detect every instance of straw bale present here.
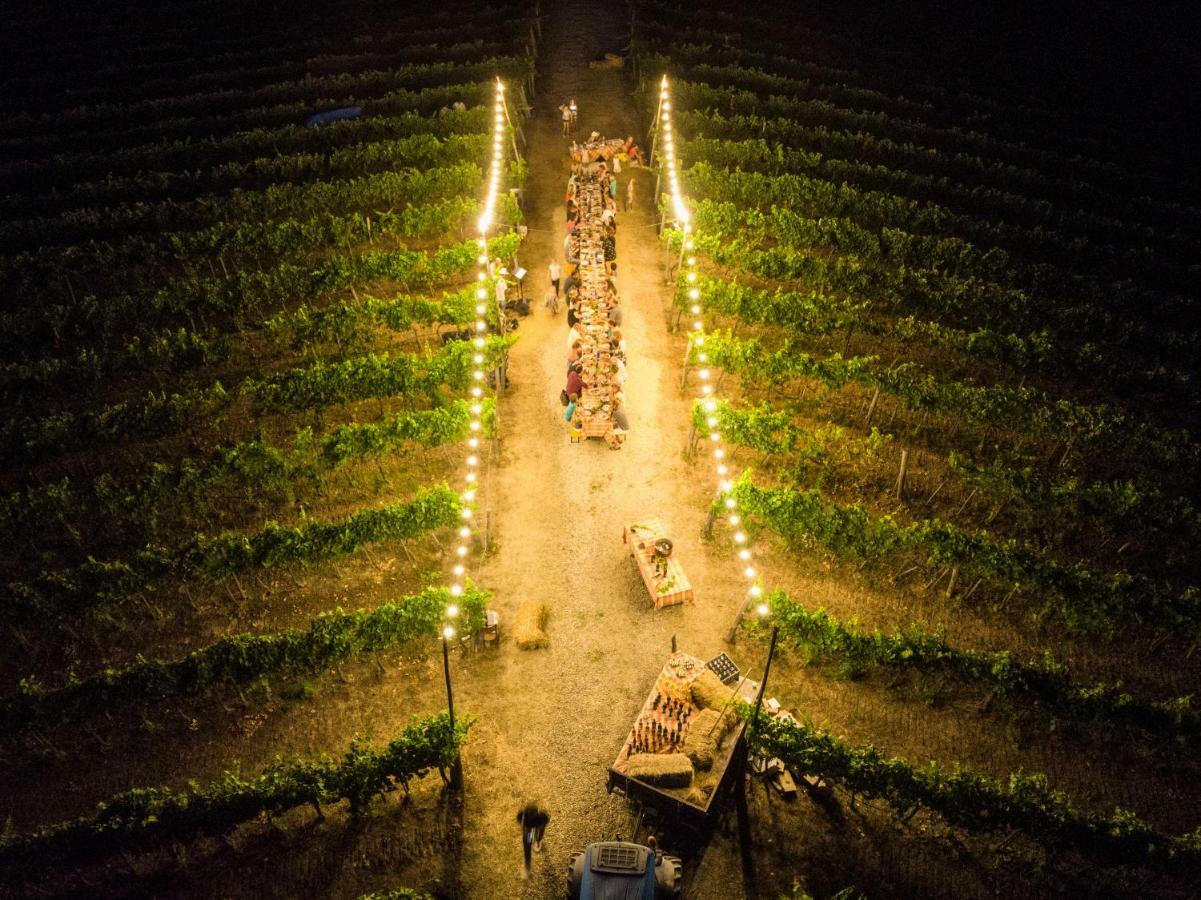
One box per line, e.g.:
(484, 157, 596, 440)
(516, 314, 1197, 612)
(681, 708, 734, 771)
(513, 599, 549, 649)
(626, 752, 693, 788)
(690, 669, 736, 711)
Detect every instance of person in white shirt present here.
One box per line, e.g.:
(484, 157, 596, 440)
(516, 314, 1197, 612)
(601, 207, 615, 226)
(548, 260, 561, 297)
(567, 322, 585, 351)
(495, 274, 508, 310)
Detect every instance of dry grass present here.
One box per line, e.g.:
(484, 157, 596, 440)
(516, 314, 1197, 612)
(680, 707, 734, 772)
(513, 598, 549, 649)
(625, 752, 693, 787)
(690, 668, 736, 710)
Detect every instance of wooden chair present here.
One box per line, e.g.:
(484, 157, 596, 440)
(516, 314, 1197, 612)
(482, 609, 501, 648)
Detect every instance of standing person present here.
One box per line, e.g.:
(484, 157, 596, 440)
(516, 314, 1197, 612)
(495, 271, 508, 311)
(566, 362, 584, 398)
(548, 260, 561, 299)
(609, 174, 618, 201)
(568, 98, 578, 133)
(517, 800, 551, 875)
(559, 103, 571, 137)
(626, 175, 636, 211)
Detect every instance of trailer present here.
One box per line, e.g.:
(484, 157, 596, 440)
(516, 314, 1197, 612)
(606, 652, 757, 831)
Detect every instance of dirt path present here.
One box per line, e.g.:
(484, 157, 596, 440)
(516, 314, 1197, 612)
(436, 3, 752, 896)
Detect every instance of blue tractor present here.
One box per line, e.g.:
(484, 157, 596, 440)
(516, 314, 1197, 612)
(567, 838, 683, 899)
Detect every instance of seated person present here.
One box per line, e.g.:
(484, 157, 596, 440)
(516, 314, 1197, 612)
(607, 396, 630, 449)
(612, 328, 627, 355)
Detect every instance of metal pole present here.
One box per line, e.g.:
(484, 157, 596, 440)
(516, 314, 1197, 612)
(442, 637, 464, 790)
(749, 625, 779, 735)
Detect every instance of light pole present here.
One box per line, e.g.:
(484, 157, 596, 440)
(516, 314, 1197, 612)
(442, 606, 464, 791)
(748, 602, 780, 735)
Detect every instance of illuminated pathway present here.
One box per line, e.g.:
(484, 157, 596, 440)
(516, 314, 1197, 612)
(423, 2, 756, 897)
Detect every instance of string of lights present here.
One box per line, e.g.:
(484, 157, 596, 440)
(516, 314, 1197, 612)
(442, 77, 511, 642)
(437, 77, 512, 791)
(655, 75, 769, 637)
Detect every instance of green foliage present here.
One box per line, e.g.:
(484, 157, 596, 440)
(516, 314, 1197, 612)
(2, 584, 488, 730)
(241, 335, 514, 413)
(1, 232, 521, 366)
(0, 401, 489, 555)
(750, 714, 1200, 868)
(731, 475, 1201, 635)
(269, 284, 489, 353)
(763, 590, 1199, 741)
(0, 382, 232, 463)
(694, 330, 1199, 474)
(4, 485, 463, 621)
(0, 713, 470, 870)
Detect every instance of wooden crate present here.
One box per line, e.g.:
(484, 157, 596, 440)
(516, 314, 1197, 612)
(623, 520, 694, 608)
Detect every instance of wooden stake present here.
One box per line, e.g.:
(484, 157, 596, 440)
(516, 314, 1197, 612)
(894, 449, 909, 501)
(944, 566, 959, 599)
(954, 487, 978, 517)
(864, 388, 880, 429)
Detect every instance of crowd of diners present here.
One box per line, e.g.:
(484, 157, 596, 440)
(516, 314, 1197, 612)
(557, 132, 640, 449)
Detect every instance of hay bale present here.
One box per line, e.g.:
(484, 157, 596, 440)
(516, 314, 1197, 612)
(513, 599, 548, 649)
(680, 708, 735, 772)
(626, 753, 693, 788)
(690, 669, 736, 711)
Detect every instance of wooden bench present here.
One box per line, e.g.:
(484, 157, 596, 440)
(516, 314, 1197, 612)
(623, 520, 694, 608)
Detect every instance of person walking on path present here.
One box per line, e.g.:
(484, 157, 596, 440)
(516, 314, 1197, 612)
(626, 175, 635, 212)
(517, 800, 550, 876)
(559, 103, 571, 136)
(549, 260, 561, 298)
